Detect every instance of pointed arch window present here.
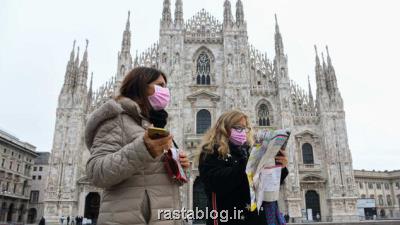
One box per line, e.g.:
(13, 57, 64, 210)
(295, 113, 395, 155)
(302, 143, 314, 164)
(196, 52, 211, 85)
(257, 104, 270, 126)
(196, 109, 211, 134)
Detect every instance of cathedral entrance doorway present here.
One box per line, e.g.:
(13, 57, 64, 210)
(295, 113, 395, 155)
(27, 208, 37, 223)
(6, 203, 14, 222)
(305, 190, 321, 221)
(84, 192, 100, 224)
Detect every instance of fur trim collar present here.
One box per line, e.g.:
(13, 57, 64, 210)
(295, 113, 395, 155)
(84, 97, 144, 148)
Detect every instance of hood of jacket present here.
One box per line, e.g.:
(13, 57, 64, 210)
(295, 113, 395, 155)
(84, 97, 144, 149)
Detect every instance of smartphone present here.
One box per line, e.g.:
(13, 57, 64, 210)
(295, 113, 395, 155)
(148, 127, 170, 139)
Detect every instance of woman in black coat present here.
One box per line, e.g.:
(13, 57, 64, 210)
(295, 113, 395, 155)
(198, 110, 288, 225)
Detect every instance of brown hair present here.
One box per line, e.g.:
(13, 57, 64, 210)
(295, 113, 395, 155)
(117, 66, 167, 117)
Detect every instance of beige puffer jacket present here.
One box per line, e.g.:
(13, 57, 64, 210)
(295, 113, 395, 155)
(85, 97, 182, 225)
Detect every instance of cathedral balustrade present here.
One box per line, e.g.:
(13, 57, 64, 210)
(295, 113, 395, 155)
(250, 85, 276, 96)
(189, 84, 218, 92)
(299, 163, 322, 172)
(293, 115, 320, 125)
(252, 126, 276, 133)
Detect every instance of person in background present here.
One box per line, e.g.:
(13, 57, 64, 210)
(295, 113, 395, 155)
(284, 213, 289, 223)
(38, 216, 45, 225)
(85, 67, 189, 225)
(198, 110, 289, 225)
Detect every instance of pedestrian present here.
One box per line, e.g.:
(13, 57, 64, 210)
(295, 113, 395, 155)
(60, 216, 64, 225)
(198, 110, 289, 225)
(284, 214, 289, 223)
(39, 216, 45, 225)
(67, 216, 70, 225)
(85, 67, 190, 225)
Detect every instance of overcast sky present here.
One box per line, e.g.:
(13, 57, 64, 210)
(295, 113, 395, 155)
(0, 0, 399, 171)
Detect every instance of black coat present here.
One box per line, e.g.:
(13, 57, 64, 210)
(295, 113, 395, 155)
(38, 217, 45, 225)
(199, 142, 288, 225)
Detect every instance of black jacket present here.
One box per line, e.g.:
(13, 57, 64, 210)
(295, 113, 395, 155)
(199, 142, 288, 225)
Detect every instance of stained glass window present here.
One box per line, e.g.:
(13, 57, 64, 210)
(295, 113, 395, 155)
(196, 52, 210, 85)
(258, 104, 270, 126)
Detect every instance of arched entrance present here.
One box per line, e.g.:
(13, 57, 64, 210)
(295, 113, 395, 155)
(305, 190, 321, 221)
(193, 177, 207, 224)
(0, 202, 7, 221)
(27, 208, 37, 223)
(84, 192, 100, 224)
(17, 204, 25, 222)
(6, 203, 14, 222)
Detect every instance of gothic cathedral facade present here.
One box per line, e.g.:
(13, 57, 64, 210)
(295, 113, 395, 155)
(44, 0, 359, 223)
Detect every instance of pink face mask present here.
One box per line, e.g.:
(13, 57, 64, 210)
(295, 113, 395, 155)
(229, 128, 247, 146)
(148, 85, 170, 110)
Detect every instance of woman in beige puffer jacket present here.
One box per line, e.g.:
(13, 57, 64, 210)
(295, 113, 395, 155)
(85, 67, 189, 225)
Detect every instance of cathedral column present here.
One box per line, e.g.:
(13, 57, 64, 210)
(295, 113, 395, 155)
(78, 191, 86, 217)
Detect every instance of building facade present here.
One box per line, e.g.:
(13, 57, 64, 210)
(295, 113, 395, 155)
(0, 129, 38, 224)
(355, 170, 400, 219)
(43, 0, 360, 223)
(26, 152, 50, 224)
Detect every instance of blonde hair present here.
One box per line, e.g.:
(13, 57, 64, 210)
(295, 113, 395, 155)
(197, 110, 254, 163)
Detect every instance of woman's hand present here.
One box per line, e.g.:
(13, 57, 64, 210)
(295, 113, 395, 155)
(179, 151, 190, 169)
(143, 130, 173, 158)
(275, 149, 288, 167)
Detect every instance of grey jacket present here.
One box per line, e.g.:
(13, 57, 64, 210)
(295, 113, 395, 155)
(85, 97, 182, 225)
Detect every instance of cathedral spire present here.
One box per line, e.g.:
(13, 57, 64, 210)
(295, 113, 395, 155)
(174, 0, 184, 26)
(121, 11, 131, 54)
(87, 72, 93, 109)
(314, 44, 320, 66)
(223, 0, 233, 27)
(315, 45, 326, 101)
(161, 0, 172, 25)
(77, 39, 89, 88)
(75, 46, 80, 68)
(69, 40, 76, 62)
(326, 45, 336, 79)
(325, 45, 338, 94)
(321, 51, 327, 73)
(308, 75, 315, 109)
(274, 14, 284, 57)
(72, 46, 80, 88)
(63, 40, 76, 89)
(134, 50, 139, 67)
(116, 12, 133, 82)
(88, 72, 93, 96)
(235, 0, 244, 26)
(82, 39, 88, 63)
